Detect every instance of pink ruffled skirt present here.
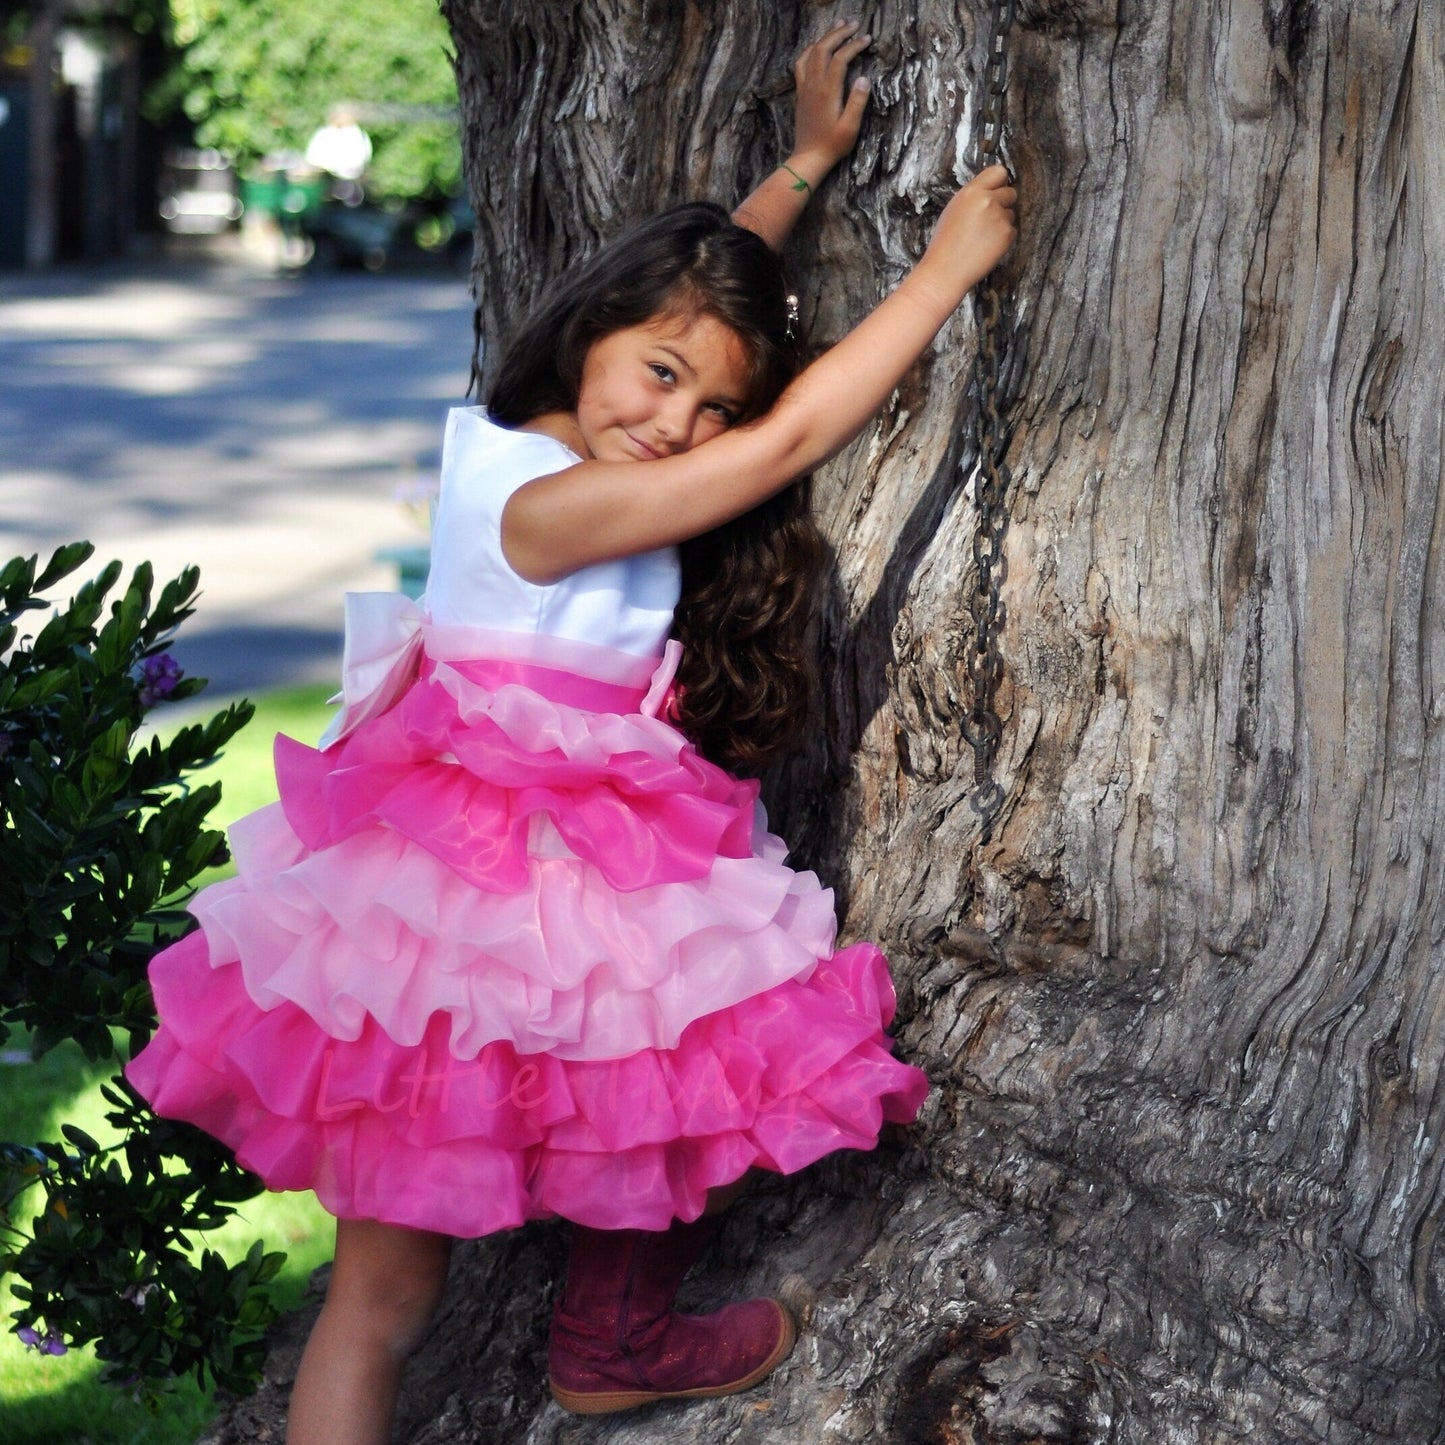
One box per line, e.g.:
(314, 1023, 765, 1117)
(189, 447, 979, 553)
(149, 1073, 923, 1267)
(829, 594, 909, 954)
(127, 624, 928, 1235)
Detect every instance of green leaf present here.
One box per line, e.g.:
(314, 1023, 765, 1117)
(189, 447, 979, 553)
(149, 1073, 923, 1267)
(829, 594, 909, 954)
(32, 542, 95, 595)
(59, 1125, 101, 1156)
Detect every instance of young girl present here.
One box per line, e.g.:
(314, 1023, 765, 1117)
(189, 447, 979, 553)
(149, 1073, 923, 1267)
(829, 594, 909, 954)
(126, 22, 1016, 1441)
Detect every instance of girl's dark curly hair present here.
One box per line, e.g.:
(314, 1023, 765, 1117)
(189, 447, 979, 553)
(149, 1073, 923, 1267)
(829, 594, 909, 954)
(486, 202, 824, 773)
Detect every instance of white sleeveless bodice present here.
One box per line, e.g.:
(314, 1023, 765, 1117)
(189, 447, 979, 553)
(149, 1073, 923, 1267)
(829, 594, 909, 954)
(425, 407, 680, 659)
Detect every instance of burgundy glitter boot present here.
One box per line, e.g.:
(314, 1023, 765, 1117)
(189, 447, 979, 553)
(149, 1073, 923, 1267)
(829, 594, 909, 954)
(547, 1217, 796, 1415)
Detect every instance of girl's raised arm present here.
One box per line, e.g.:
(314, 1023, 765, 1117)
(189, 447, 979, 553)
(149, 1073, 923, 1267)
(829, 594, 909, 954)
(504, 166, 1018, 585)
(732, 21, 872, 253)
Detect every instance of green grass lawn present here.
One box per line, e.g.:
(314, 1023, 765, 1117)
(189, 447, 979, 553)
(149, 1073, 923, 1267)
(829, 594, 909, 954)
(1, 685, 338, 1445)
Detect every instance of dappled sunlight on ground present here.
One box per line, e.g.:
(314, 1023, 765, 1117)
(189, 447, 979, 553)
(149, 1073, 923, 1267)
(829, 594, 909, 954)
(0, 257, 476, 697)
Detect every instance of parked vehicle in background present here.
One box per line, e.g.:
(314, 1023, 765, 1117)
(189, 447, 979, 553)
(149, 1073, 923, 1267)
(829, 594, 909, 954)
(158, 148, 243, 235)
(305, 191, 474, 273)
(232, 153, 471, 274)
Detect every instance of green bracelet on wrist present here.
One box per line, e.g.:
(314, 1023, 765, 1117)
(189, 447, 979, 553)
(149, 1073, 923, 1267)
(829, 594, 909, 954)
(781, 162, 812, 194)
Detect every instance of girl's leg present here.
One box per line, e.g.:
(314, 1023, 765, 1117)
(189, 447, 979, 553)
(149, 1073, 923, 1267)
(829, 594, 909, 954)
(286, 1217, 453, 1445)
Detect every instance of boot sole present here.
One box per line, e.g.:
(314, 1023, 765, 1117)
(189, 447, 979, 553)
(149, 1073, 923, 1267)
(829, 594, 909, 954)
(549, 1300, 797, 1415)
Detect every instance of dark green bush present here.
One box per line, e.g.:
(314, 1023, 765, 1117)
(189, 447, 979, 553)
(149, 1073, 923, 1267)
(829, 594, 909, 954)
(0, 542, 283, 1396)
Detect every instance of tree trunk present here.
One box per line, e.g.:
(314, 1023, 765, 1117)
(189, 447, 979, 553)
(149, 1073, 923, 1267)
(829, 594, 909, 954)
(203, 1, 1445, 1440)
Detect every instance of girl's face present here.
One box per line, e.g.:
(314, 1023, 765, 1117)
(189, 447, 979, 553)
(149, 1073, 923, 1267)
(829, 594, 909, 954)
(574, 311, 753, 463)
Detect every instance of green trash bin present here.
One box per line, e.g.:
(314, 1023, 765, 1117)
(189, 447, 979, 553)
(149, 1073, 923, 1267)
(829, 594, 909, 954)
(280, 173, 327, 220)
(241, 171, 326, 222)
(240, 173, 285, 219)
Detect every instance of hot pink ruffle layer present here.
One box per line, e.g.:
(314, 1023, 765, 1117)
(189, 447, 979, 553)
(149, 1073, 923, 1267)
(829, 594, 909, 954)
(128, 934, 928, 1234)
(288, 654, 761, 894)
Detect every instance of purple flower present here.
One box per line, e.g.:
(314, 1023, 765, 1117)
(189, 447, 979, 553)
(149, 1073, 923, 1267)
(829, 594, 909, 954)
(137, 652, 184, 707)
(15, 1322, 67, 1354)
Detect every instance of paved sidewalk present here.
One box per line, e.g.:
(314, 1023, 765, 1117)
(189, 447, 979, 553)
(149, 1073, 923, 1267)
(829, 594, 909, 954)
(0, 247, 476, 704)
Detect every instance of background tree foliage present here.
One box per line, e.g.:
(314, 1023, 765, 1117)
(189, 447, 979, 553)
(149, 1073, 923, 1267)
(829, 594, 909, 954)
(158, 0, 461, 200)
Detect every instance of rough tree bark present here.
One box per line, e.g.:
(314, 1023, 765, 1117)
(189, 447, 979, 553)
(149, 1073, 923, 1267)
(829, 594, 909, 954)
(202, 1, 1445, 1441)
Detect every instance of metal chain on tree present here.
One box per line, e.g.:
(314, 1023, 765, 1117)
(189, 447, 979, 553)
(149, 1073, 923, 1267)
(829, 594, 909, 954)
(961, 0, 1021, 845)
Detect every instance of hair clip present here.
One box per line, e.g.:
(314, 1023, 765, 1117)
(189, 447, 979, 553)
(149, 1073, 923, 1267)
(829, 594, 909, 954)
(784, 293, 800, 342)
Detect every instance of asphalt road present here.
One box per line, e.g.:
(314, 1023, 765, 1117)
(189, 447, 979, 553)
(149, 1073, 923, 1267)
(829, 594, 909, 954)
(0, 245, 477, 703)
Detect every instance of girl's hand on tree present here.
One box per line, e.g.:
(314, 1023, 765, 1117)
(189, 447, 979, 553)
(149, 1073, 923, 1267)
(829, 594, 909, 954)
(906, 164, 1019, 317)
(789, 20, 872, 182)
(732, 20, 870, 249)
